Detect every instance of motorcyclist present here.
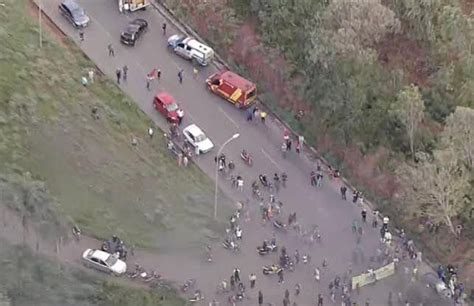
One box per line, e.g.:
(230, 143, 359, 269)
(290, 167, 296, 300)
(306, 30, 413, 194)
(281, 172, 287, 182)
(192, 290, 202, 300)
(259, 174, 268, 186)
(274, 173, 280, 183)
(235, 227, 243, 240)
(241, 149, 249, 160)
(228, 160, 235, 170)
(262, 240, 268, 250)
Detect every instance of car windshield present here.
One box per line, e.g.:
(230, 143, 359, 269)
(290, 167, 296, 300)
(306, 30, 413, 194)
(105, 254, 118, 266)
(194, 133, 207, 142)
(71, 8, 84, 19)
(166, 103, 179, 112)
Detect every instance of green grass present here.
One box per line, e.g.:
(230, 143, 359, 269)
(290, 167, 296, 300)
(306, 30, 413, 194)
(0, 0, 230, 251)
(0, 240, 184, 306)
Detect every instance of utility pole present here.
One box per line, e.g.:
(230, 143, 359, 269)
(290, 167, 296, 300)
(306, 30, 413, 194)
(39, 0, 43, 48)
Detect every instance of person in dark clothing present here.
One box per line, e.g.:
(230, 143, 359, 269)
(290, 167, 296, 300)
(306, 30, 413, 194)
(234, 268, 240, 283)
(278, 269, 284, 283)
(115, 68, 121, 84)
(340, 185, 347, 200)
(162, 22, 167, 35)
(310, 171, 317, 186)
(230, 275, 235, 291)
(122, 65, 128, 81)
(285, 289, 290, 300)
(317, 293, 323, 306)
(258, 291, 263, 305)
(361, 209, 367, 223)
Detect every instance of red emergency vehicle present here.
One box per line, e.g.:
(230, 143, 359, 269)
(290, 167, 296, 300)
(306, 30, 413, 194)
(206, 71, 257, 108)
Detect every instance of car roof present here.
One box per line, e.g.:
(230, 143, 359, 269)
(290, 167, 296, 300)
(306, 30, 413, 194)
(219, 71, 255, 91)
(185, 124, 204, 136)
(131, 18, 147, 25)
(90, 249, 111, 261)
(156, 92, 176, 105)
(62, 0, 80, 10)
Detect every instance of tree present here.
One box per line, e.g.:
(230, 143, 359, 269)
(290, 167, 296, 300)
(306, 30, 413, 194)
(441, 106, 474, 169)
(399, 148, 469, 235)
(391, 84, 425, 156)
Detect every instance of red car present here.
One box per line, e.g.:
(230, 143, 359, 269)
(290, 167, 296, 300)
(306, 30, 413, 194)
(153, 92, 184, 124)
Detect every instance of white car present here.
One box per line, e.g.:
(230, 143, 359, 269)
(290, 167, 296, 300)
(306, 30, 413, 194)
(82, 248, 127, 275)
(183, 124, 214, 154)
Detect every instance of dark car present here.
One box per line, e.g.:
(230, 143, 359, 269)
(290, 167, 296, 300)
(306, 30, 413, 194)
(58, 0, 89, 28)
(120, 19, 148, 46)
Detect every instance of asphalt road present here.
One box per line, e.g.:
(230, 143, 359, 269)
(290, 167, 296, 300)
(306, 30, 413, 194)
(37, 1, 449, 305)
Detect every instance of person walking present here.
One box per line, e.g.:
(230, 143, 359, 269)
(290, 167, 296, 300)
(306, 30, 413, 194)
(148, 127, 154, 139)
(162, 22, 167, 35)
(283, 297, 290, 306)
(260, 111, 267, 124)
(178, 69, 184, 84)
(115, 68, 121, 84)
(317, 293, 323, 306)
(258, 291, 263, 306)
(249, 273, 257, 289)
(79, 30, 84, 41)
(237, 177, 244, 192)
(340, 185, 347, 200)
(108, 44, 115, 56)
(294, 249, 300, 264)
(122, 65, 128, 82)
(193, 67, 199, 78)
(285, 289, 290, 300)
(88, 69, 94, 83)
(157, 69, 161, 80)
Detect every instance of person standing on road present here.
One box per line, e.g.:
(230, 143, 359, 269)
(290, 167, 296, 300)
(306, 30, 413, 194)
(115, 68, 121, 84)
(295, 283, 301, 296)
(108, 44, 115, 56)
(122, 65, 128, 82)
(361, 209, 367, 223)
(162, 22, 167, 35)
(178, 69, 184, 84)
(372, 211, 379, 228)
(249, 273, 256, 289)
(234, 268, 241, 283)
(340, 185, 347, 200)
(230, 275, 235, 291)
(317, 293, 323, 306)
(278, 269, 284, 284)
(258, 291, 263, 306)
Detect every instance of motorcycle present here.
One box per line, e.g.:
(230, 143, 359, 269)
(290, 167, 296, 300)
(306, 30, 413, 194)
(181, 278, 196, 292)
(240, 150, 253, 166)
(259, 174, 269, 187)
(189, 290, 204, 303)
(263, 264, 283, 275)
(273, 219, 287, 232)
(223, 239, 240, 252)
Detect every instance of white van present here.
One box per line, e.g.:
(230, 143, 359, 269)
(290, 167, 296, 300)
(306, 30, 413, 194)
(167, 35, 215, 66)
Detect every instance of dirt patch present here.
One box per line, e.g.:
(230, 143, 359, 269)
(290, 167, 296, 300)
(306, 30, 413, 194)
(461, 0, 474, 14)
(27, 0, 69, 48)
(376, 33, 435, 87)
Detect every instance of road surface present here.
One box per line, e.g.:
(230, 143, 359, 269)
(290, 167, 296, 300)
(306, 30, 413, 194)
(35, 0, 449, 305)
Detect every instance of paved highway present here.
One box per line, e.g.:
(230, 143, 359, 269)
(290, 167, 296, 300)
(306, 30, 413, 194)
(37, 0, 448, 305)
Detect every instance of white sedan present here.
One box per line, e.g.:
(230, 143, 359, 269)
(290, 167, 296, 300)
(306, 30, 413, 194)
(82, 248, 127, 275)
(183, 124, 214, 154)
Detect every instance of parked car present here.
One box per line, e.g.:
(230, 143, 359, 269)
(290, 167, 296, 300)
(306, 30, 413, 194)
(120, 18, 148, 46)
(153, 92, 184, 124)
(183, 124, 214, 154)
(167, 35, 214, 66)
(82, 248, 127, 275)
(58, 0, 89, 28)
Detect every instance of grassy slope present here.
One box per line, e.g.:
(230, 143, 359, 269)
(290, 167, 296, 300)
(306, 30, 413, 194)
(0, 0, 229, 251)
(0, 239, 184, 306)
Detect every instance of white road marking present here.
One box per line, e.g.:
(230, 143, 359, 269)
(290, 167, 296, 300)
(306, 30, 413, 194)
(219, 107, 239, 129)
(261, 148, 283, 171)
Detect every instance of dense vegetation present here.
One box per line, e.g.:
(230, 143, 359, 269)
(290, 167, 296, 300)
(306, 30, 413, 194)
(163, 0, 473, 276)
